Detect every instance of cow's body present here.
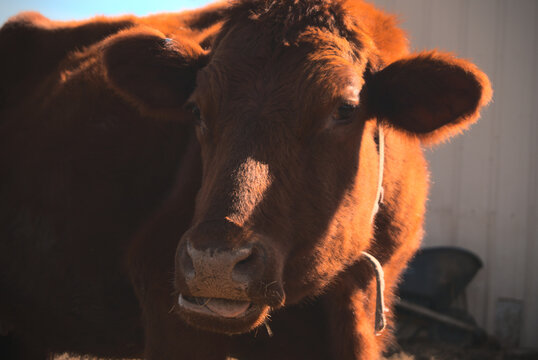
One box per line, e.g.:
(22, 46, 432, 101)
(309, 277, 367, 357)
(0, 1, 491, 359)
(0, 7, 227, 358)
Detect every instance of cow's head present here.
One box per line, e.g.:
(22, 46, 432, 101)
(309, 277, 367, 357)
(104, 0, 491, 335)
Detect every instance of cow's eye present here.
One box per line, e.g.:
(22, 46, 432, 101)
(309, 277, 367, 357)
(189, 104, 207, 135)
(191, 104, 201, 120)
(333, 102, 357, 125)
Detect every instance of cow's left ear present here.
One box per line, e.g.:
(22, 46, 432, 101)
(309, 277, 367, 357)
(363, 51, 492, 145)
(103, 27, 208, 119)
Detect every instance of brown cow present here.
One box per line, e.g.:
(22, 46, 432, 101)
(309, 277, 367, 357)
(0, 0, 491, 359)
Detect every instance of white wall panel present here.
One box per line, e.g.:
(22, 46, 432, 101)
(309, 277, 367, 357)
(371, 0, 538, 348)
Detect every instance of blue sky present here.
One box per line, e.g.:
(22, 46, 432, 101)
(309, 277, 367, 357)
(0, 0, 214, 25)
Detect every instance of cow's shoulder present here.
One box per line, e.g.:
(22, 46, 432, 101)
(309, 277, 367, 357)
(1, 11, 135, 43)
(0, 3, 228, 116)
(139, 1, 228, 43)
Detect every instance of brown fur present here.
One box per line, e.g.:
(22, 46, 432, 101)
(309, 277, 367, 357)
(0, 0, 491, 359)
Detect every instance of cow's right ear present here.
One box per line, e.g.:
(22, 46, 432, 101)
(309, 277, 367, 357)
(103, 27, 208, 119)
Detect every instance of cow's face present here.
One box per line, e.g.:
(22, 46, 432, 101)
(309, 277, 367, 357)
(104, 1, 490, 336)
(173, 21, 384, 334)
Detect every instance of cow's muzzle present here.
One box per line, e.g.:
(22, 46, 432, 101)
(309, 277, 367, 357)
(174, 227, 284, 333)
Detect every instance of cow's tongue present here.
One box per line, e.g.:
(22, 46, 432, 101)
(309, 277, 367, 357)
(205, 298, 250, 318)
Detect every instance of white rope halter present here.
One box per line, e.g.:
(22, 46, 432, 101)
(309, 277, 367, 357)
(361, 125, 387, 335)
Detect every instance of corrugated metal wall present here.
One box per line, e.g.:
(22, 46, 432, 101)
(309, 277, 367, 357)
(369, 0, 538, 348)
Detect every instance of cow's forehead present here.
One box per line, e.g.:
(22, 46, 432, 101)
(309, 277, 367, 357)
(209, 18, 366, 72)
(195, 25, 367, 118)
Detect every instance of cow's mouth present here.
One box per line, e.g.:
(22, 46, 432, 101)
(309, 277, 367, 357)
(177, 294, 271, 334)
(179, 294, 254, 318)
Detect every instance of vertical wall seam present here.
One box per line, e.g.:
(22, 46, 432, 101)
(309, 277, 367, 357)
(483, 0, 505, 333)
(452, 0, 470, 247)
(521, 0, 538, 347)
(422, 0, 433, 49)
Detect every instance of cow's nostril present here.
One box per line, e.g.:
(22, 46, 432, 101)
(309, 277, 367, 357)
(232, 246, 262, 283)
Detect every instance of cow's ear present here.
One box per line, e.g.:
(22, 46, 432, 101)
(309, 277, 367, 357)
(363, 51, 492, 145)
(103, 27, 208, 119)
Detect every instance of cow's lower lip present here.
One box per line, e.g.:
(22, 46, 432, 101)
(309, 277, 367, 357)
(178, 294, 253, 318)
(176, 294, 270, 334)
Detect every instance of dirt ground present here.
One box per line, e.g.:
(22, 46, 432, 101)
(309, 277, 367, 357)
(55, 342, 538, 360)
(389, 340, 538, 360)
(54, 341, 538, 360)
